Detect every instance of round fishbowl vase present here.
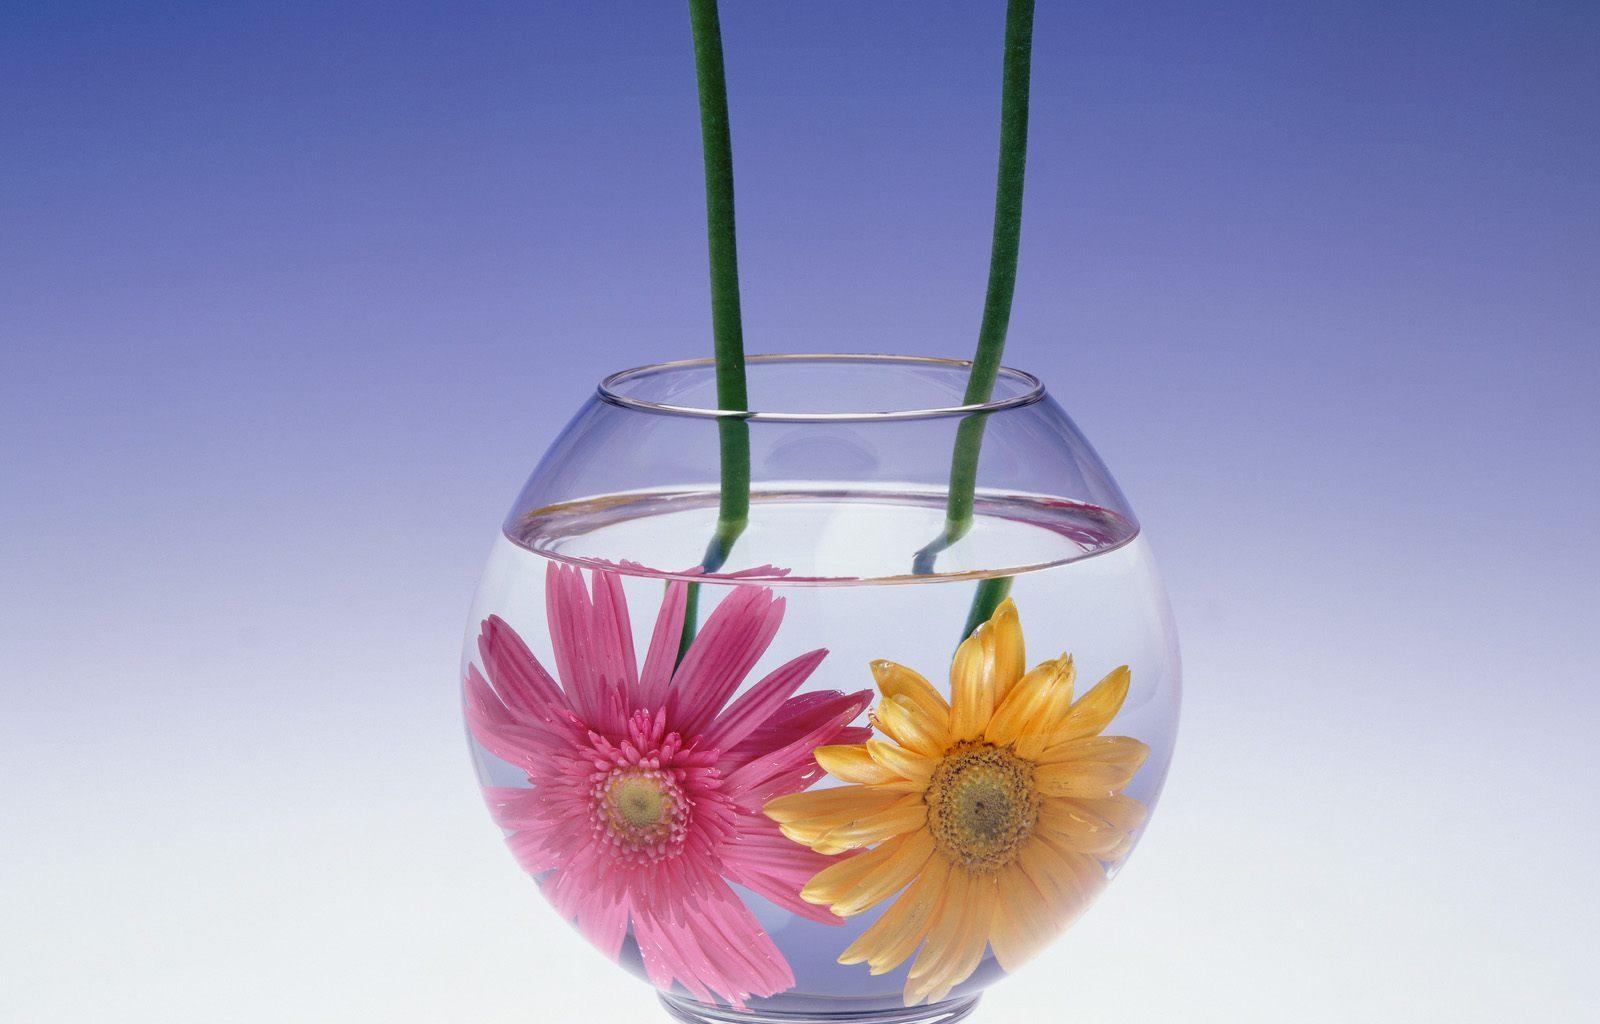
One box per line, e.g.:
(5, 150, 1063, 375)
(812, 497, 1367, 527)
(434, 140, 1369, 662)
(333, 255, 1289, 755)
(461, 355, 1180, 1024)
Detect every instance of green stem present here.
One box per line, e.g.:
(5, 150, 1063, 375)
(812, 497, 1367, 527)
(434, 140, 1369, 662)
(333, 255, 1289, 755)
(962, 576, 1015, 640)
(681, 0, 751, 660)
(915, 0, 1035, 641)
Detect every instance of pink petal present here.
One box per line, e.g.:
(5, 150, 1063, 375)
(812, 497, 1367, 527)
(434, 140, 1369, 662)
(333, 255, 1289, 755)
(721, 689, 873, 805)
(463, 666, 569, 767)
(630, 862, 793, 1009)
(700, 648, 828, 752)
(637, 580, 689, 711)
(574, 887, 631, 962)
(628, 859, 716, 998)
(669, 586, 786, 738)
(482, 786, 588, 832)
(590, 567, 641, 706)
(633, 907, 716, 1003)
(544, 843, 620, 921)
(478, 615, 566, 719)
(465, 618, 591, 764)
(711, 563, 792, 579)
(720, 815, 846, 925)
(720, 689, 865, 767)
(544, 565, 594, 722)
(506, 826, 580, 875)
(686, 875, 795, 999)
(532, 845, 635, 966)
(543, 564, 630, 735)
(462, 663, 514, 728)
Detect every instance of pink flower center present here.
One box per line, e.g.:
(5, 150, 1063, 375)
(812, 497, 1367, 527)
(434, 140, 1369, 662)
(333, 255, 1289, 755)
(587, 709, 695, 864)
(595, 766, 688, 861)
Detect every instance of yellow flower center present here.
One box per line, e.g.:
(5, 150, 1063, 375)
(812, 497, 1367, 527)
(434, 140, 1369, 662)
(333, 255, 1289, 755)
(925, 741, 1040, 872)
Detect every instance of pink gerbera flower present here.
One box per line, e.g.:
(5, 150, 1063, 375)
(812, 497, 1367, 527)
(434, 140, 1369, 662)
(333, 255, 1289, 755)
(464, 564, 871, 1008)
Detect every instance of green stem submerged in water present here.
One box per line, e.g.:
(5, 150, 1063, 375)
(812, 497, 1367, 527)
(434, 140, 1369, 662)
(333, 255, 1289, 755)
(681, 0, 750, 660)
(916, 0, 1036, 642)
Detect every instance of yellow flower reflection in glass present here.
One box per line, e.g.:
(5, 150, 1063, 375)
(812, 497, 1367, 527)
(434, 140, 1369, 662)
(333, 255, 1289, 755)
(764, 598, 1149, 1006)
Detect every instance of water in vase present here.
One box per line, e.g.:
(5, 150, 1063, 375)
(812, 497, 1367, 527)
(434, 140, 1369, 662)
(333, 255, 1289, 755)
(462, 489, 1180, 1019)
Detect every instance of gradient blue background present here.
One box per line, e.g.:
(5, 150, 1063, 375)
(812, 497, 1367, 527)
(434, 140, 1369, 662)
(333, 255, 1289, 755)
(3, 3, 1596, 1021)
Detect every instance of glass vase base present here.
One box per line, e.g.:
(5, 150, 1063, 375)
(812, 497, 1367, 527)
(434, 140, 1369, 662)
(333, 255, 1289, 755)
(660, 995, 981, 1024)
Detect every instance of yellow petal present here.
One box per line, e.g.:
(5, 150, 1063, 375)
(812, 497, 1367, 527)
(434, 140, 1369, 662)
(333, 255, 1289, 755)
(985, 655, 1073, 750)
(989, 864, 1058, 972)
(1053, 665, 1131, 741)
(873, 695, 948, 759)
(1011, 838, 1100, 947)
(1035, 799, 1130, 856)
(801, 834, 908, 906)
(1034, 747, 1146, 799)
(830, 828, 936, 916)
(866, 738, 935, 786)
(840, 853, 951, 973)
(1033, 835, 1109, 918)
(803, 796, 928, 855)
(949, 625, 998, 741)
(764, 785, 906, 837)
(905, 869, 995, 1005)
(1016, 837, 1100, 932)
(1057, 793, 1146, 860)
(1066, 794, 1149, 835)
(872, 659, 951, 735)
(814, 744, 899, 785)
(1038, 734, 1149, 772)
(932, 874, 996, 1002)
(1013, 656, 1081, 760)
(987, 598, 1026, 704)
(902, 867, 972, 995)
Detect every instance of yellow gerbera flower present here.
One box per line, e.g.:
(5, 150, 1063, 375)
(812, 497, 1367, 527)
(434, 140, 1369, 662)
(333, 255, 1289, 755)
(764, 598, 1149, 1006)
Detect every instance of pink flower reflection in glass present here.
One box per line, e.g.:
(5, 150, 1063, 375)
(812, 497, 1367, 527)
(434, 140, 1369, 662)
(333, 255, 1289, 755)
(464, 564, 871, 1008)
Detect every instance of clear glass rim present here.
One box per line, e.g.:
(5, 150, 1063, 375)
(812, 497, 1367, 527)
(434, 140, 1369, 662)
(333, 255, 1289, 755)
(597, 353, 1047, 423)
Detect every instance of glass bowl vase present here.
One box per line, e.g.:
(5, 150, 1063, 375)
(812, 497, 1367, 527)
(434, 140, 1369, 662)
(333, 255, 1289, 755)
(461, 354, 1180, 1024)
